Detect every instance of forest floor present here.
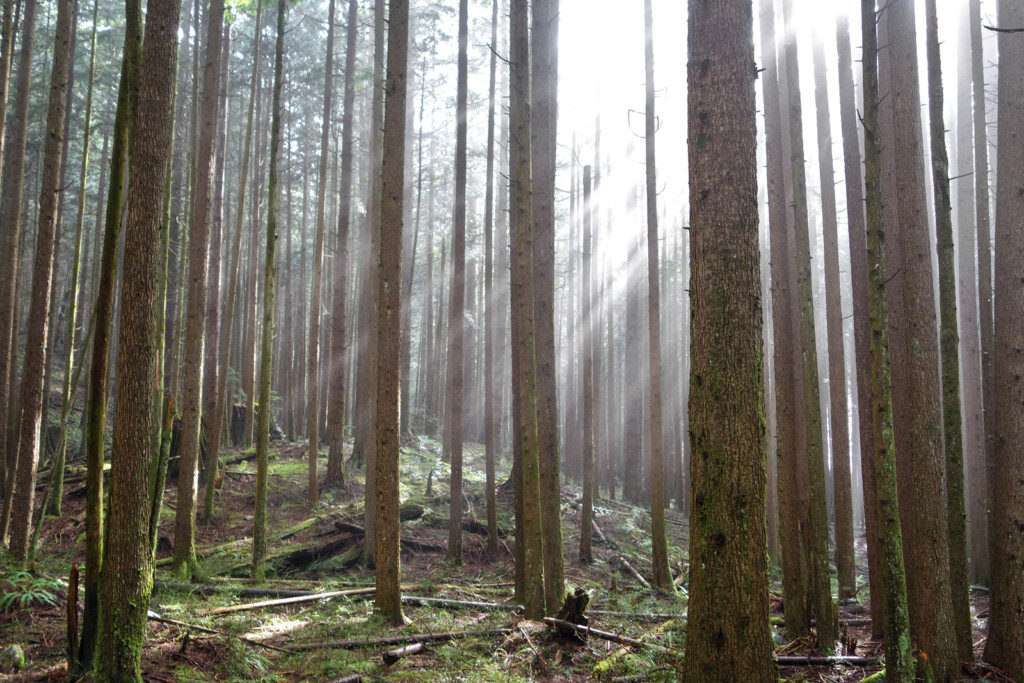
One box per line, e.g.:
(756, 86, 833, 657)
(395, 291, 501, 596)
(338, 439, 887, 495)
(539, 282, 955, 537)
(0, 432, 1007, 681)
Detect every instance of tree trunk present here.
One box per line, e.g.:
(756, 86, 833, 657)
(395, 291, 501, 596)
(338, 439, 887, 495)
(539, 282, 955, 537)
(579, 165, 594, 566)
(836, 13, 883, 637)
(174, 0, 225, 581)
(482, 0, 499, 556)
(0, 0, 37, 544)
(779, 0, 837, 648)
(810, 35, 855, 604)
(445, 0, 469, 566)
(682, 0, 773, 676)
(7, 0, 73, 562)
(883, 2, 958, 676)
(530, 0, 564, 612)
(642, 0, 671, 593)
(923, 0, 972, 659)
(250, 0, 285, 582)
(307, 0, 336, 508)
(374, 0, 410, 626)
(76, 0, 141, 668)
(982, 0, 1024, 673)
(94, 0, 179, 672)
(508, 0, 545, 621)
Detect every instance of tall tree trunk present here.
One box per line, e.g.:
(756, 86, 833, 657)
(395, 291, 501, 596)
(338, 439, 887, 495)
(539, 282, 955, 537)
(94, 0, 179, 672)
(968, 0, 993, 586)
(482, 0, 499, 555)
(779, 0, 836, 648)
(530, 0, 564, 612)
(509, 0, 545, 620)
(982, 0, 1024, 673)
(860, 4, 913, 678)
(250, 0, 284, 583)
(0, 0, 37, 543)
(883, 2, 957, 676)
(374, 0, 409, 626)
(923, 0, 971, 659)
(76, 0, 142, 668)
(7, 0, 73, 562)
(307, 0, 336, 508)
(836, 13, 883, 638)
(682, 0, 773, 676)
(48, 0, 100, 518)
(955, 0, 986, 588)
(642, 0, 671, 592)
(173, 0, 225, 581)
(758, 0, 808, 637)
(326, 0, 358, 486)
(445, 0, 469, 566)
(201, 19, 231, 523)
(579, 165, 594, 565)
(810, 35, 855, 604)
(360, 0, 385, 568)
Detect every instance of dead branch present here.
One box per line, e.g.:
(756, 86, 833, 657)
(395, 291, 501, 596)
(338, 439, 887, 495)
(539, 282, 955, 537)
(148, 613, 287, 652)
(590, 609, 678, 622)
(544, 617, 670, 651)
(201, 585, 413, 616)
(775, 655, 879, 666)
(401, 595, 524, 612)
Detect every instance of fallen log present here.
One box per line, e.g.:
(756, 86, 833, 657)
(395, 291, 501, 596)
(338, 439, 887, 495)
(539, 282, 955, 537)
(285, 628, 512, 652)
(614, 556, 651, 591)
(383, 642, 424, 665)
(327, 676, 362, 683)
(544, 617, 669, 651)
(201, 585, 413, 616)
(775, 655, 879, 666)
(401, 596, 523, 612)
(331, 520, 445, 553)
(590, 609, 678, 622)
(154, 582, 317, 600)
(148, 613, 286, 652)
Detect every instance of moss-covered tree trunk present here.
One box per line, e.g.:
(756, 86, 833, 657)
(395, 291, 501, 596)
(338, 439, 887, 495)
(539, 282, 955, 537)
(983, 0, 1024, 674)
(530, 0, 564, 612)
(836, 13, 884, 638)
(882, 2, 958, 677)
(923, 0, 972, 659)
(682, 0, 773, 677)
(250, 0, 285, 583)
(94, 0, 180, 673)
(860, 2, 914, 680)
(374, 0, 410, 626)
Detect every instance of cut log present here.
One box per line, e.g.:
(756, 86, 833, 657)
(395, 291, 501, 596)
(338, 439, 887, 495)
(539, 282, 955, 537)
(382, 642, 424, 665)
(285, 628, 512, 652)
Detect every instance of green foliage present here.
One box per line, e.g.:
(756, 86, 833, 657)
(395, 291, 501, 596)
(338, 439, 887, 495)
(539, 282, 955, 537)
(0, 570, 64, 611)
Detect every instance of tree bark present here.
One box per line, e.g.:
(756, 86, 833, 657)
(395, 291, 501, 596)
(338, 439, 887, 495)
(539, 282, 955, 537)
(482, 0, 499, 556)
(682, 0, 774, 677)
(94, 0, 179, 673)
(982, 0, 1024, 673)
(374, 0, 410, 626)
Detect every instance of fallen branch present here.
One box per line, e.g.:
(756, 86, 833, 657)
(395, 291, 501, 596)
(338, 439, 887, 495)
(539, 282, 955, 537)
(154, 582, 317, 599)
(285, 628, 512, 652)
(615, 556, 652, 590)
(326, 676, 362, 683)
(401, 596, 524, 612)
(775, 655, 879, 666)
(383, 642, 423, 665)
(544, 617, 669, 651)
(201, 585, 411, 616)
